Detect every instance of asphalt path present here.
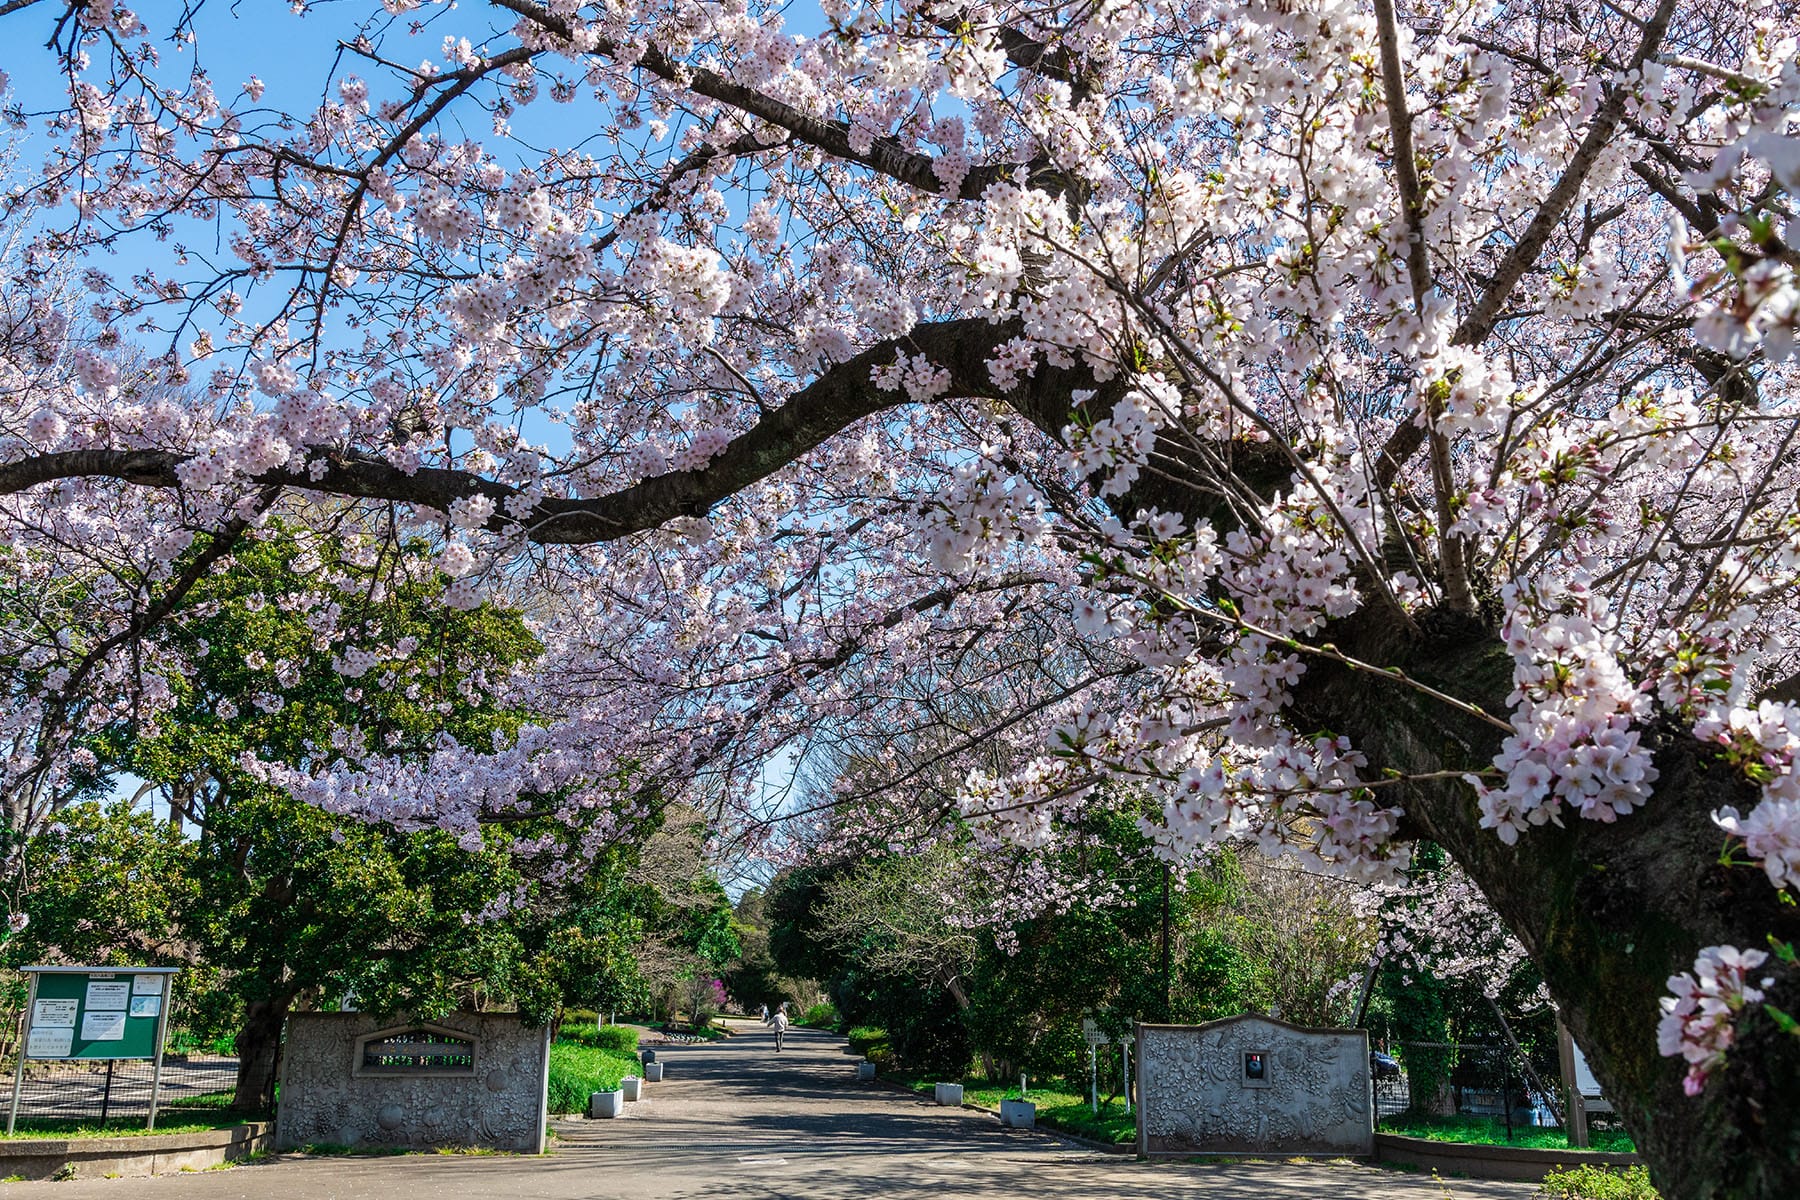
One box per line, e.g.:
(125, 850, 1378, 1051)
(0, 1017, 1538, 1199)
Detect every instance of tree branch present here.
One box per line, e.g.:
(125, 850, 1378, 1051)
(0, 319, 1090, 545)
(1372, 0, 1474, 615)
(489, 0, 1025, 201)
(1449, 0, 1680, 347)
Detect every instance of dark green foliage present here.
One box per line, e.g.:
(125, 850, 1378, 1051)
(1178, 931, 1266, 1020)
(720, 887, 818, 1012)
(765, 866, 847, 983)
(764, 802, 1375, 1082)
(16, 802, 193, 965)
(961, 809, 1179, 1079)
(15, 529, 654, 1106)
(882, 983, 973, 1076)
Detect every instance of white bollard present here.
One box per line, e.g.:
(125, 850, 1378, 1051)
(645, 1061, 664, 1082)
(590, 1090, 625, 1118)
(934, 1083, 964, 1106)
(622, 1076, 642, 1102)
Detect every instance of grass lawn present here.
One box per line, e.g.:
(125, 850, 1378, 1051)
(159, 1089, 241, 1110)
(0, 1113, 260, 1141)
(887, 1073, 1136, 1145)
(1380, 1113, 1636, 1154)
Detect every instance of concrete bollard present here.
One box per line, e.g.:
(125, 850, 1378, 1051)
(590, 1090, 625, 1119)
(644, 1061, 664, 1082)
(999, 1100, 1036, 1129)
(621, 1076, 642, 1102)
(934, 1083, 964, 1106)
(857, 1061, 876, 1081)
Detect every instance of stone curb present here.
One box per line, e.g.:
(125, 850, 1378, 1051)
(863, 1078, 1133, 1156)
(1371, 1132, 1640, 1183)
(0, 1121, 273, 1181)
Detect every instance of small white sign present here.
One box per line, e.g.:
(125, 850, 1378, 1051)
(129, 996, 161, 1019)
(80, 1011, 127, 1041)
(26, 1027, 74, 1058)
(32, 998, 78, 1029)
(131, 974, 164, 997)
(85, 981, 131, 1011)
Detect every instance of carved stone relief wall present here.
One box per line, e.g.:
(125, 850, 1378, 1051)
(276, 1012, 549, 1152)
(1137, 1016, 1372, 1156)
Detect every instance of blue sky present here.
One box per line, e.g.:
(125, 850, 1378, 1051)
(4, 0, 857, 854)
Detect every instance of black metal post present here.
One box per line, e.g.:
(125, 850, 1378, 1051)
(99, 1059, 115, 1124)
(1502, 1052, 1513, 1143)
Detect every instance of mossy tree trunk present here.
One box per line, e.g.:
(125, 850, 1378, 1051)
(1291, 609, 1800, 1200)
(231, 989, 298, 1113)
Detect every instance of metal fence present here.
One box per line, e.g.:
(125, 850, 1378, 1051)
(1373, 1068, 1411, 1118)
(2, 1049, 242, 1128)
(1377, 1041, 1561, 1136)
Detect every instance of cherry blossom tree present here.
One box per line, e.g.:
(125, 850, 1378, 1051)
(0, 0, 1796, 1192)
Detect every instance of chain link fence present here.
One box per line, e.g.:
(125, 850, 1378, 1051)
(0, 1007, 248, 1130)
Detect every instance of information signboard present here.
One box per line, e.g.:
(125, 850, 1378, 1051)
(25, 970, 166, 1060)
(8, 966, 180, 1134)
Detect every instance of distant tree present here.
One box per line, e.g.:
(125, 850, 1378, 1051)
(720, 888, 818, 1014)
(48, 528, 647, 1107)
(814, 846, 987, 1012)
(622, 808, 739, 1025)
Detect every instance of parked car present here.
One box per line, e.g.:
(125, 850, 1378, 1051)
(1370, 1050, 1401, 1080)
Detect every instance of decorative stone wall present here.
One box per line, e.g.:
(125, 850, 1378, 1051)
(275, 1013, 549, 1153)
(1136, 1016, 1372, 1157)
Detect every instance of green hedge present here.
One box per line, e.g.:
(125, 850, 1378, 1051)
(546, 1026, 642, 1113)
(846, 1025, 893, 1068)
(800, 1001, 839, 1028)
(557, 1022, 640, 1054)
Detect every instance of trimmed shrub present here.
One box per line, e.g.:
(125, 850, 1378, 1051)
(556, 1021, 640, 1054)
(1539, 1165, 1659, 1200)
(546, 1040, 640, 1114)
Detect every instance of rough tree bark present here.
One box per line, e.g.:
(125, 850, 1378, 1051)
(1290, 607, 1800, 1200)
(232, 989, 299, 1113)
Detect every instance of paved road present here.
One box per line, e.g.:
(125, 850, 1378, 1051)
(1, 1018, 1537, 1199)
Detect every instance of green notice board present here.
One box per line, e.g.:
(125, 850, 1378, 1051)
(23, 969, 169, 1060)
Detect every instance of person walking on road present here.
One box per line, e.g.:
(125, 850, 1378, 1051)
(772, 1006, 789, 1052)
(759, 1003, 769, 1025)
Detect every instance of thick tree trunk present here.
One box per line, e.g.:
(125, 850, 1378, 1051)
(232, 991, 297, 1113)
(1293, 609, 1800, 1200)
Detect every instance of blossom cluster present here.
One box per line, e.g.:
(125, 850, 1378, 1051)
(1472, 579, 1658, 845)
(1700, 701, 1800, 891)
(1658, 945, 1772, 1096)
